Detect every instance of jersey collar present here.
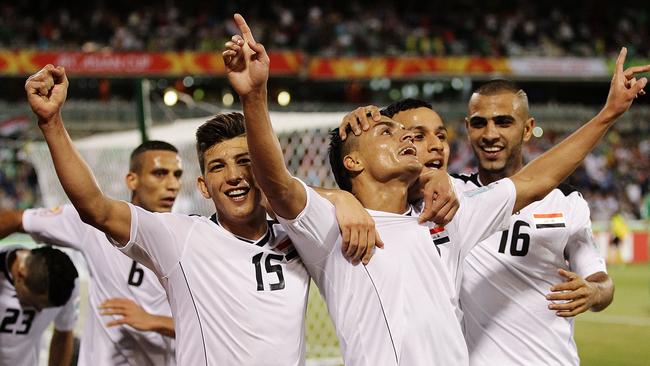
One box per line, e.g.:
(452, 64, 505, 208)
(209, 213, 275, 247)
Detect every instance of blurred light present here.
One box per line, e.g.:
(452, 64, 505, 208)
(380, 78, 391, 90)
(433, 81, 444, 93)
(277, 91, 291, 106)
(422, 82, 435, 97)
(163, 89, 178, 106)
(369, 78, 381, 91)
(388, 88, 402, 101)
(182, 76, 194, 88)
(451, 78, 464, 90)
(193, 88, 205, 101)
(222, 92, 234, 106)
(401, 84, 419, 98)
(532, 126, 544, 138)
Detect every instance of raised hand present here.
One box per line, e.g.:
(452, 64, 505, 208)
(601, 47, 650, 121)
(223, 14, 270, 97)
(24, 64, 68, 125)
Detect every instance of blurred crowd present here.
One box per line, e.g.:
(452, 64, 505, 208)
(2, 1, 649, 57)
(0, 147, 40, 210)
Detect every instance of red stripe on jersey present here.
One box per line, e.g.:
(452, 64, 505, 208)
(533, 213, 563, 218)
(430, 226, 445, 235)
(276, 238, 293, 251)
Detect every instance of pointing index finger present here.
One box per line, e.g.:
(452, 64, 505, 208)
(234, 13, 256, 44)
(615, 47, 627, 78)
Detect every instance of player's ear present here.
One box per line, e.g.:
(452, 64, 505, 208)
(197, 176, 211, 199)
(343, 152, 363, 173)
(523, 117, 535, 142)
(125, 172, 138, 192)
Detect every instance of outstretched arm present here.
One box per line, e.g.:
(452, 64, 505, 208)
(510, 48, 649, 212)
(99, 298, 175, 338)
(0, 210, 24, 238)
(223, 14, 306, 220)
(25, 65, 131, 244)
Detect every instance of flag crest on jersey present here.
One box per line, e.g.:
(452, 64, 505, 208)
(533, 213, 566, 228)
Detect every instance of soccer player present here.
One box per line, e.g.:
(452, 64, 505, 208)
(223, 13, 647, 365)
(24, 65, 379, 365)
(0, 245, 78, 366)
(456, 80, 616, 365)
(0, 141, 179, 366)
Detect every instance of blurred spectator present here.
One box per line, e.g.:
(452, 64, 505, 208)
(0, 147, 40, 210)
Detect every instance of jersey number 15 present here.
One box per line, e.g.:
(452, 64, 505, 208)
(252, 253, 285, 291)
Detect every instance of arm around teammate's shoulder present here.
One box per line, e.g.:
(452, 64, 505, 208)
(0, 210, 24, 238)
(26, 65, 132, 245)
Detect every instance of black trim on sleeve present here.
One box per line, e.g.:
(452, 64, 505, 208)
(557, 183, 581, 197)
(450, 172, 481, 187)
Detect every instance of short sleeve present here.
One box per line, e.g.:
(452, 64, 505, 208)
(22, 205, 89, 250)
(54, 279, 80, 331)
(109, 202, 194, 277)
(275, 179, 341, 265)
(451, 177, 517, 258)
(565, 194, 607, 278)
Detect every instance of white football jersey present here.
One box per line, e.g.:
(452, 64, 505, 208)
(276, 178, 514, 366)
(454, 173, 607, 366)
(415, 176, 518, 320)
(0, 245, 79, 366)
(113, 203, 310, 365)
(22, 205, 175, 366)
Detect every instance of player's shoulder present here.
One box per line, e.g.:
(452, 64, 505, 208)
(450, 172, 481, 189)
(547, 183, 586, 205)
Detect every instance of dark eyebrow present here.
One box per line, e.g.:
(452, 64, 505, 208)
(493, 115, 516, 123)
(468, 116, 487, 124)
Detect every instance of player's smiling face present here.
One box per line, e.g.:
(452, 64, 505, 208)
(198, 136, 265, 229)
(392, 107, 449, 173)
(128, 150, 183, 213)
(352, 115, 422, 183)
(465, 92, 533, 176)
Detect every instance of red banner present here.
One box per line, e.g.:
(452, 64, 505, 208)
(0, 51, 303, 76)
(307, 56, 511, 79)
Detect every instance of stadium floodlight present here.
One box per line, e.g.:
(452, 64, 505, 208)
(533, 126, 544, 138)
(222, 92, 235, 107)
(163, 89, 179, 106)
(278, 91, 291, 106)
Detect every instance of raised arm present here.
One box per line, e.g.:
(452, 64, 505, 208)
(25, 65, 131, 244)
(510, 48, 649, 212)
(0, 210, 24, 238)
(223, 14, 306, 219)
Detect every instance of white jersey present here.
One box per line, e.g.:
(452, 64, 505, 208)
(113, 203, 310, 365)
(454, 173, 607, 366)
(22, 205, 175, 366)
(415, 176, 518, 320)
(0, 245, 79, 366)
(276, 178, 515, 366)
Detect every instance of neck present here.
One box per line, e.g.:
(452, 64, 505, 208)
(218, 211, 269, 241)
(352, 177, 411, 214)
(478, 158, 523, 185)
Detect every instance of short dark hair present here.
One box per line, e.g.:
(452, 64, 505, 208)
(25, 246, 78, 307)
(473, 79, 522, 96)
(328, 127, 358, 192)
(381, 98, 433, 118)
(196, 112, 247, 174)
(129, 140, 179, 173)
